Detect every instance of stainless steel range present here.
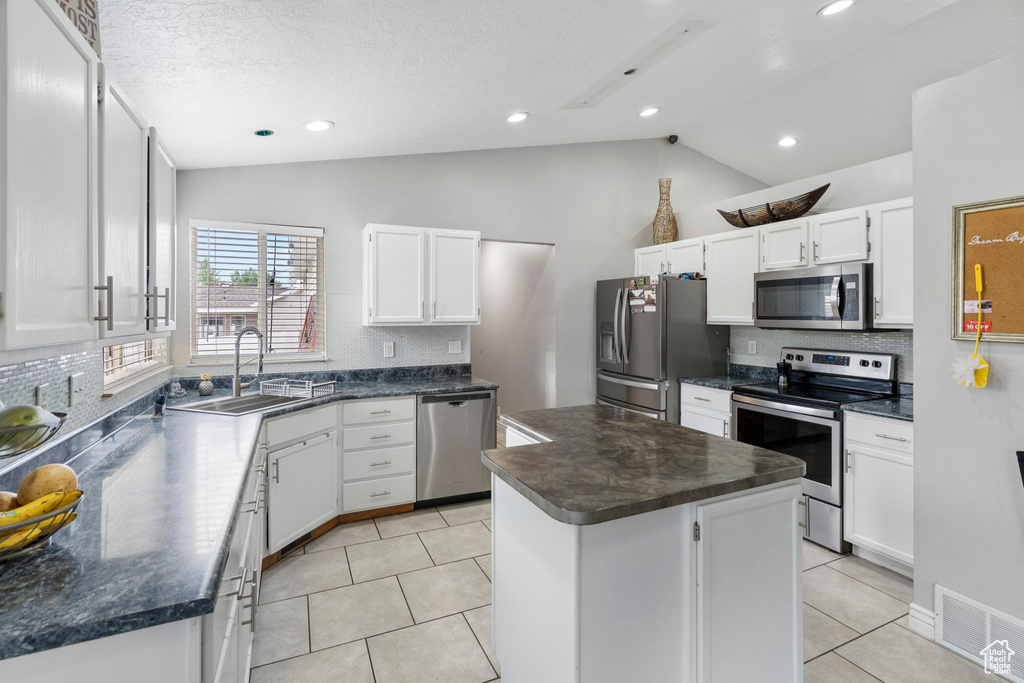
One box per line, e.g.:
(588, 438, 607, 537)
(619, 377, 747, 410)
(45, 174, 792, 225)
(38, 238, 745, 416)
(731, 347, 897, 553)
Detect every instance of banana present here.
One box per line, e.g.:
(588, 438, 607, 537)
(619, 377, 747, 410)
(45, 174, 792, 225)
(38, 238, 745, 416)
(58, 489, 83, 509)
(0, 512, 77, 548)
(0, 527, 41, 550)
(0, 491, 66, 527)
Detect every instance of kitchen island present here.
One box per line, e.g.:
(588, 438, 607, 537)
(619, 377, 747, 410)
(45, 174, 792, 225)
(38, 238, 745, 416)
(482, 404, 806, 683)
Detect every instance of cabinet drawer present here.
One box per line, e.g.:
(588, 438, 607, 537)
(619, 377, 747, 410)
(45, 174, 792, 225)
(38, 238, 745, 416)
(845, 413, 913, 453)
(344, 445, 416, 481)
(266, 405, 337, 449)
(344, 397, 415, 425)
(343, 474, 416, 512)
(344, 421, 416, 450)
(679, 385, 732, 413)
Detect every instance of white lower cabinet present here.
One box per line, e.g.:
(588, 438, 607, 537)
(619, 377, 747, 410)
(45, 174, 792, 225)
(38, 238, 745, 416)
(267, 431, 338, 553)
(679, 385, 732, 437)
(342, 396, 417, 512)
(844, 413, 914, 567)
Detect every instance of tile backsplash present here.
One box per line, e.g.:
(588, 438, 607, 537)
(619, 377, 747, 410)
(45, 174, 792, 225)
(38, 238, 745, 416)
(729, 327, 914, 383)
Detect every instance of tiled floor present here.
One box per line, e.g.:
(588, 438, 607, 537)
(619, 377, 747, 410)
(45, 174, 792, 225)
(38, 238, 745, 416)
(254, 501, 988, 682)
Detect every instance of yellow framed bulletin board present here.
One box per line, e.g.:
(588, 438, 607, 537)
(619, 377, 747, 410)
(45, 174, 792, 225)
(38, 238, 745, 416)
(952, 194, 1024, 343)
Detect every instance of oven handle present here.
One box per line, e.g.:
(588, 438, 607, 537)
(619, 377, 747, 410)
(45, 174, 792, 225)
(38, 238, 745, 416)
(731, 393, 838, 420)
(829, 275, 842, 320)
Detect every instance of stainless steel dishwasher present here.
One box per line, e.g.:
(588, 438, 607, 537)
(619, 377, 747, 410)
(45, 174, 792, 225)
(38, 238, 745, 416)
(417, 391, 496, 502)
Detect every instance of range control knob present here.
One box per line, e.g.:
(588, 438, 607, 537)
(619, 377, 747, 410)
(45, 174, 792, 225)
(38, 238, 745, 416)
(786, 354, 794, 360)
(860, 359, 870, 367)
(872, 360, 883, 368)
(795, 354, 804, 361)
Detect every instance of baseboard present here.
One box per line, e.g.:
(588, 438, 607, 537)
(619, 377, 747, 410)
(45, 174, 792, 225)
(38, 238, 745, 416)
(852, 544, 913, 579)
(909, 602, 936, 640)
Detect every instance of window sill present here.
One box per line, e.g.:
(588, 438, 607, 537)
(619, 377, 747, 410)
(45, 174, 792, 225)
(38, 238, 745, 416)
(102, 364, 171, 398)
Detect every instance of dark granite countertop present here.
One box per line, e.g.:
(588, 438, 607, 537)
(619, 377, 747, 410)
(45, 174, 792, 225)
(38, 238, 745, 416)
(483, 404, 805, 525)
(678, 375, 759, 391)
(842, 397, 914, 422)
(0, 373, 495, 661)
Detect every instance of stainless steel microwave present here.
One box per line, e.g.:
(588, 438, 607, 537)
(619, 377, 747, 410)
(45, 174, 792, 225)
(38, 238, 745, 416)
(754, 264, 872, 330)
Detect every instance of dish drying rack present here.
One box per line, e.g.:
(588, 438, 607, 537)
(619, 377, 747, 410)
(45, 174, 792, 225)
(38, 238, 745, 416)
(259, 379, 336, 399)
(0, 413, 68, 461)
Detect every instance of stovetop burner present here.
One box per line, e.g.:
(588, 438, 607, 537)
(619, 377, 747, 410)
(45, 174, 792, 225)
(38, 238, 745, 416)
(732, 382, 887, 410)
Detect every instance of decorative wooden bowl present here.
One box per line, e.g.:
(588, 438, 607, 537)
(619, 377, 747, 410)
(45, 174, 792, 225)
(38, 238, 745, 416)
(717, 183, 830, 228)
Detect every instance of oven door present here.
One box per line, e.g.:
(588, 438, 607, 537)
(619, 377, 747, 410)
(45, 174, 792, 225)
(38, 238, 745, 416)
(731, 394, 842, 506)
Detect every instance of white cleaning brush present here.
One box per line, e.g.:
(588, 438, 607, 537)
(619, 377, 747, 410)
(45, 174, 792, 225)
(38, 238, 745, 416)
(952, 354, 987, 387)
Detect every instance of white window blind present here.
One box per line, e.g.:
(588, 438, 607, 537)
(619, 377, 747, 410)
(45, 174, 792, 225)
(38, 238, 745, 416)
(190, 220, 325, 361)
(103, 339, 167, 387)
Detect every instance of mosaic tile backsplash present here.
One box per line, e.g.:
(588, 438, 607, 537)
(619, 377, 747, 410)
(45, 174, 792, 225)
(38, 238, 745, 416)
(729, 327, 914, 383)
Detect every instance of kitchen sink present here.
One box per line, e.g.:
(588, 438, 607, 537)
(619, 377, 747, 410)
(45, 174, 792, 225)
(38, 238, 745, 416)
(168, 394, 303, 416)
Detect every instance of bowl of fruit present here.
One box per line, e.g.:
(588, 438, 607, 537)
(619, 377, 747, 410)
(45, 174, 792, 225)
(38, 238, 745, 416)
(0, 463, 82, 561)
(0, 405, 67, 460)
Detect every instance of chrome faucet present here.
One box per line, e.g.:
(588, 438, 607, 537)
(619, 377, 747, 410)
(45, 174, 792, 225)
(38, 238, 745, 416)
(233, 326, 265, 397)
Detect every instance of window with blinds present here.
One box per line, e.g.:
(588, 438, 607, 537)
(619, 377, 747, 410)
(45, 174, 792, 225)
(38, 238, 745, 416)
(189, 220, 325, 361)
(103, 338, 167, 387)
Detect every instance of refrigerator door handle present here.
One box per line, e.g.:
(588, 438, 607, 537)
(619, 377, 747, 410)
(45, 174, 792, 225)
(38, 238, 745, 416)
(620, 288, 630, 365)
(613, 287, 622, 362)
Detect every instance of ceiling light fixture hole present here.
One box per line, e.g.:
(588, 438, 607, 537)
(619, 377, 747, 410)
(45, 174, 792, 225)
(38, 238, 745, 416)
(778, 136, 798, 147)
(638, 107, 661, 117)
(305, 120, 334, 132)
(507, 112, 530, 123)
(623, 68, 639, 76)
(818, 0, 854, 16)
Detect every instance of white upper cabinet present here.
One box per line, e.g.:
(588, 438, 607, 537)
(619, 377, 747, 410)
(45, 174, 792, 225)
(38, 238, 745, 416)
(870, 198, 914, 328)
(760, 219, 809, 270)
(364, 224, 426, 325)
(634, 244, 666, 275)
(98, 66, 149, 338)
(429, 229, 480, 323)
(148, 128, 177, 331)
(0, 0, 99, 350)
(666, 237, 705, 274)
(705, 229, 760, 325)
(811, 207, 870, 265)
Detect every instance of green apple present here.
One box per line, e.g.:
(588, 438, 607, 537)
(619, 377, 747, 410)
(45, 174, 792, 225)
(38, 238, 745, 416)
(0, 406, 60, 451)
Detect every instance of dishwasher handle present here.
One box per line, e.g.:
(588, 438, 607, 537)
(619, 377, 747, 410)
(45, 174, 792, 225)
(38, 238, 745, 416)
(419, 392, 494, 405)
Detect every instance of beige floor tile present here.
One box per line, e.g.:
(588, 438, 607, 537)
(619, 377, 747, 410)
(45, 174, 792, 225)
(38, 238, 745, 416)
(475, 554, 492, 581)
(837, 623, 990, 682)
(803, 539, 844, 570)
(420, 521, 492, 564)
(260, 548, 352, 604)
(803, 566, 908, 633)
(251, 596, 309, 667)
(305, 519, 380, 553)
(375, 508, 448, 539)
(804, 653, 880, 683)
(804, 604, 859, 661)
(465, 606, 500, 674)
(482, 518, 492, 531)
(251, 639, 374, 683)
(346, 534, 433, 583)
(438, 499, 492, 526)
(398, 559, 492, 623)
(828, 555, 914, 603)
(308, 576, 413, 650)
(368, 614, 496, 683)
(895, 614, 910, 629)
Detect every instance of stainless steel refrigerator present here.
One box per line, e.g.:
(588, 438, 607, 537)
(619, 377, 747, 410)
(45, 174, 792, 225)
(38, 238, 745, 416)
(597, 275, 729, 423)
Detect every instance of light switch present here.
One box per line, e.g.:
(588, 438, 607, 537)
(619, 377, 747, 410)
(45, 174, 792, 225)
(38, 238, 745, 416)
(69, 372, 85, 406)
(747, 340, 757, 354)
(448, 340, 462, 354)
(383, 341, 395, 358)
(35, 384, 50, 410)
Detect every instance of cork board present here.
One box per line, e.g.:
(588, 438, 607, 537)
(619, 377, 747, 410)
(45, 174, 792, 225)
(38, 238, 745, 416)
(953, 194, 1024, 342)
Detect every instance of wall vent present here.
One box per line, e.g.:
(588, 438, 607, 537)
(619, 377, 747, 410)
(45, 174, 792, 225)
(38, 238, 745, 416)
(935, 585, 1024, 682)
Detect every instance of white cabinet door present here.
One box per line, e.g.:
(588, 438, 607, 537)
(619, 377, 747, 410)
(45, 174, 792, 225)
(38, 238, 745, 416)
(267, 432, 338, 552)
(365, 224, 426, 324)
(429, 229, 480, 323)
(760, 219, 809, 270)
(148, 128, 177, 331)
(504, 425, 540, 447)
(696, 483, 802, 683)
(705, 230, 759, 325)
(680, 405, 730, 438)
(811, 207, 869, 265)
(871, 198, 914, 328)
(666, 238, 705, 274)
(844, 442, 914, 566)
(98, 68, 149, 338)
(0, 0, 99, 350)
(634, 245, 667, 275)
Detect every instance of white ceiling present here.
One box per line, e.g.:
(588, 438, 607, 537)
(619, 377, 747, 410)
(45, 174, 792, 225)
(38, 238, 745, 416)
(98, 0, 1024, 184)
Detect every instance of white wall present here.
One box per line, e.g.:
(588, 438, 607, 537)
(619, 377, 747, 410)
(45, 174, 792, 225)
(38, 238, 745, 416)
(175, 138, 763, 406)
(912, 52, 1024, 619)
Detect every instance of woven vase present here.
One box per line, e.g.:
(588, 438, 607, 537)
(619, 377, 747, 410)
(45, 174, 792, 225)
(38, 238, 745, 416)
(652, 178, 678, 244)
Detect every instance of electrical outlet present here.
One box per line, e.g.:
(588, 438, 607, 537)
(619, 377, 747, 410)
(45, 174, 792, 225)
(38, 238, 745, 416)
(36, 384, 50, 410)
(383, 341, 395, 358)
(69, 372, 85, 406)
(448, 340, 462, 354)
(748, 340, 757, 355)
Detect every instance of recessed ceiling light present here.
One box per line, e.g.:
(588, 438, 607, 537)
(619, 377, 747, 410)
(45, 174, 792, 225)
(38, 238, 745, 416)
(818, 0, 854, 16)
(507, 112, 530, 123)
(638, 107, 661, 117)
(778, 136, 798, 147)
(254, 129, 274, 137)
(304, 120, 334, 132)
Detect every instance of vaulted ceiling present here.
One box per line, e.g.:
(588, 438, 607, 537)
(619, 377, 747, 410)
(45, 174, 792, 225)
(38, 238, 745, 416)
(99, 0, 1024, 184)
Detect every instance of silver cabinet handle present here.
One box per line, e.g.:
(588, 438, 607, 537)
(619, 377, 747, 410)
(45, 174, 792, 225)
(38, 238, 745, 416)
(145, 287, 169, 325)
(797, 498, 807, 529)
(273, 460, 280, 483)
(94, 275, 113, 330)
(845, 449, 852, 473)
(660, 261, 665, 273)
(694, 396, 711, 402)
(432, 301, 437, 318)
(370, 434, 391, 440)
(666, 260, 672, 273)
(813, 241, 819, 261)
(874, 296, 881, 319)
(370, 460, 392, 467)
(162, 287, 170, 325)
(222, 572, 244, 597)
(875, 433, 907, 442)
(420, 300, 424, 317)
(369, 409, 391, 415)
(370, 490, 391, 498)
